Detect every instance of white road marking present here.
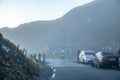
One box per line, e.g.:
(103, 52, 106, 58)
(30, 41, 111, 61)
(51, 66, 54, 69)
(52, 73, 56, 78)
(50, 66, 56, 78)
(53, 69, 56, 72)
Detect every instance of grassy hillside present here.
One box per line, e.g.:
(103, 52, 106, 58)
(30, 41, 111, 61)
(0, 33, 40, 80)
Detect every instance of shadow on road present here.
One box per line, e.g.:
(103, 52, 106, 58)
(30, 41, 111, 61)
(33, 64, 53, 80)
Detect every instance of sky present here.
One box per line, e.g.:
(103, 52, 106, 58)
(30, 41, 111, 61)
(0, 0, 93, 28)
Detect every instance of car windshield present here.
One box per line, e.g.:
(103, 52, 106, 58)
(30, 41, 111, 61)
(0, 0, 120, 80)
(85, 52, 94, 55)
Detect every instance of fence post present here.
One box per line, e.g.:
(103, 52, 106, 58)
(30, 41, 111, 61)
(38, 53, 41, 63)
(43, 53, 45, 64)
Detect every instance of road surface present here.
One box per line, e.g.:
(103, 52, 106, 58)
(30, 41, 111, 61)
(35, 59, 120, 80)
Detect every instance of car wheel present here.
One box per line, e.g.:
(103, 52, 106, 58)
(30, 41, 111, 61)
(91, 62, 94, 67)
(116, 64, 119, 69)
(83, 59, 85, 64)
(119, 64, 120, 70)
(79, 59, 81, 63)
(119, 66, 120, 71)
(97, 62, 102, 68)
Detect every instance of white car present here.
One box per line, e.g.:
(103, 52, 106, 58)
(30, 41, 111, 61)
(79, 50, 95, 63)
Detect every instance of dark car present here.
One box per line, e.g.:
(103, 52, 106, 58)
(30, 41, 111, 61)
(92, 51, 118, 68)
(117, 49, 120, 69)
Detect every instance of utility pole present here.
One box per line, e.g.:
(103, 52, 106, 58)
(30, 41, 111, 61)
(63, 26, 70, 58)
(59, 26, 71, 60)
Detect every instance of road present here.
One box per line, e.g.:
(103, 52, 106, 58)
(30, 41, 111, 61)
(48, 59, 120, 80)
(34, 59, 120, 80)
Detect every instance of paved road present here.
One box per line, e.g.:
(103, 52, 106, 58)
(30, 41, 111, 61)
(34, 59, 120, 80)
(48, 59, 120, 80)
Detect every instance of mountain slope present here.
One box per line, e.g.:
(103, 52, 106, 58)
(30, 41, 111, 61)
(0, 33, 40, 80)
(0, 0, 120, 54)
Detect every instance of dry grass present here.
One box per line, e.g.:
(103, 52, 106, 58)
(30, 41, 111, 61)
(1, 33, 41, 74)
(26, 57, 41, 72)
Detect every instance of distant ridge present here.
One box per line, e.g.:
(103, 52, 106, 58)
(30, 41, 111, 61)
(0, 0, 120, 54)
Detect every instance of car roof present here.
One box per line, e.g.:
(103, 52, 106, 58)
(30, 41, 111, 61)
(98, 51, 115, 55)
(81, 50, 95, 53)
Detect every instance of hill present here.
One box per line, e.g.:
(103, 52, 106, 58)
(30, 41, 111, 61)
(0, 33, 40, 80)
(0, 0, 120, 54)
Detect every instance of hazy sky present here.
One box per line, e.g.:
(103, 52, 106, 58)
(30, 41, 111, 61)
(0, 0, 93, 28)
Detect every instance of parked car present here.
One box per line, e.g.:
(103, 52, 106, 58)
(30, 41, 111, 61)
(92, 51, 118, 68)
(79, 50, 95, 63)
(117, 49, 120, 69)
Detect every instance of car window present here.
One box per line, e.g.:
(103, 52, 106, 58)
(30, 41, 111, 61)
(102, 52, 114, 56)
(84, 52, 94, 55)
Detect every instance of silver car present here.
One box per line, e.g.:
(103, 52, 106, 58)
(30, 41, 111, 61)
(79, 50, 95, 63)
